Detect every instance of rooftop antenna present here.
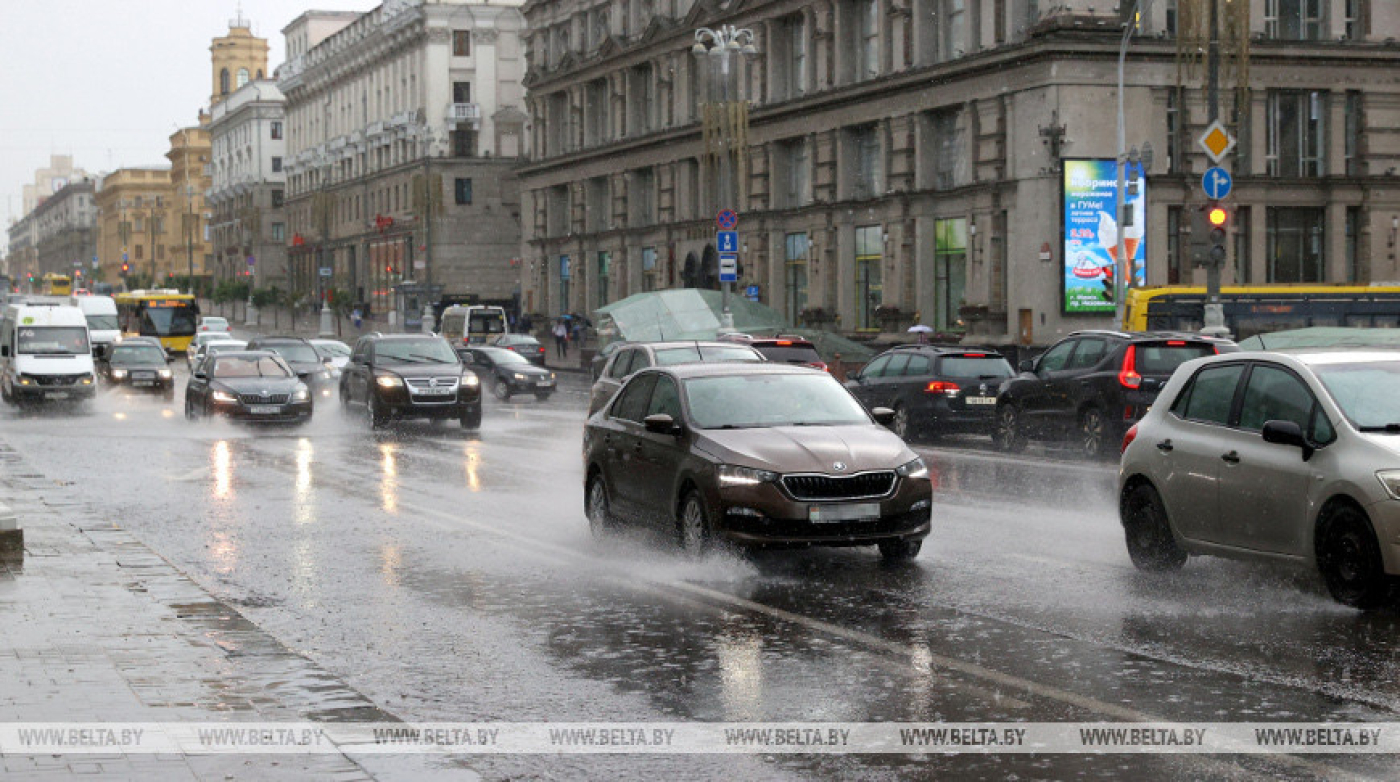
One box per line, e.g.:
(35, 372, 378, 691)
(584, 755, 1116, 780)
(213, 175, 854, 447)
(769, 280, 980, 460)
(231, 2, 250, 29)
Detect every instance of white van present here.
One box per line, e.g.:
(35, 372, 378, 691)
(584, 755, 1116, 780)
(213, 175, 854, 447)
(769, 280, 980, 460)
(0, 301, 97, 404)
(439, 305, 508, 346)
(69, 294, 120, 359)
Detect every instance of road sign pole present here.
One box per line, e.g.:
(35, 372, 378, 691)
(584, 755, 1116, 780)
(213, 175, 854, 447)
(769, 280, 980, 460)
(1201, 0, 1228, 336)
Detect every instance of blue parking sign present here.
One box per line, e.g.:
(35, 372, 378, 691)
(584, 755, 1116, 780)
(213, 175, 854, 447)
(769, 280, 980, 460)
(717, 231, 738, 253)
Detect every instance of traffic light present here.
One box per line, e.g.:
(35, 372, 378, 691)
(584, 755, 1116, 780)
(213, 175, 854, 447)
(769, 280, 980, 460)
(1207, 203, 1229, 264)
(120, 262, 130, 275)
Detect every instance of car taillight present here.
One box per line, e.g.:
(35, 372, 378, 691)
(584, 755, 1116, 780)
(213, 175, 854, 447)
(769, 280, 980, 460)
(962, 353, 987, 358)
(1118, 345, 1142, 389)
(776, 340, 793, 346)
(807, 361, 829, 372)
(1166, 340, 1186, 346)
(925, 381, 960, 395)
(1121, 423, 1139, 454)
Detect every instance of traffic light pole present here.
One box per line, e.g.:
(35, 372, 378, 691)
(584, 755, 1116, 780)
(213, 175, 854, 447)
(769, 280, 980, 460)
(1201, 0, 1228, 337)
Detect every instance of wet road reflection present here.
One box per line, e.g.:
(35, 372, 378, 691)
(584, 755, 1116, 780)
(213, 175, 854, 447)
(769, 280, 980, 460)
(1, 382, 1398, 778)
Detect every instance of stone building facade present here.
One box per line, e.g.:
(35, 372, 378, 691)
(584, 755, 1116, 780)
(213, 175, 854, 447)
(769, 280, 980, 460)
(94, 168, 176, 282)
(278, 0, 528, 322)
(31, 180, 98, 286)
(517, 0, 1400, 345)
(209, 79, 289, 290)
(167, 124, 215, 282)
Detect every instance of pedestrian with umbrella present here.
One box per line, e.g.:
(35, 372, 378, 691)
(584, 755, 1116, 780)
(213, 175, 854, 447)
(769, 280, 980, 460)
(907, 324, 934, 345)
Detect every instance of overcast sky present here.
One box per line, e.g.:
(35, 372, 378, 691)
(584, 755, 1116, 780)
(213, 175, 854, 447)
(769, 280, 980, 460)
(1, 0, 383, 252)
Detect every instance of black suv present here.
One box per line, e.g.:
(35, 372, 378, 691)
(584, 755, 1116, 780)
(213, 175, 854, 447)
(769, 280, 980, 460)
(846, 346, 1013, 440)
(339, 333, 482, 429)
(994, 330, 1236, 457)
(245, 336, 336, 401)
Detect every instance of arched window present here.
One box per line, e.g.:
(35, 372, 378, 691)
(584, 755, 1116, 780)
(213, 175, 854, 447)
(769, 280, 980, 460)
(256, 69, 263, 79)
(236, 68, 250, 88)
(220, 68, 230, 94)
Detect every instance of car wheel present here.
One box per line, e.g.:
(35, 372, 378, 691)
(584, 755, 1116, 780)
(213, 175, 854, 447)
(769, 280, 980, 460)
(878, 539, 922, 561)
(184, 397, 197, 420)
(586, 472, 614, 540)
(1079, 407, 1112, 459)
(366, 394, 388, 429)
(891, 404, 913, 441)
(678, 490, 713, 557)
(1316, 504, 1391, 609)
(993, 404, 1026, 452)
(460, 405, 482, 429)
(493, 378, 512, 401)
(2, 381, 12, 405)
(1120, 482, 1187, 571)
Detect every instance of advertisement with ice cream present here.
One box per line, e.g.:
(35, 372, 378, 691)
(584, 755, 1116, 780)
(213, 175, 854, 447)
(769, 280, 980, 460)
(1062, 159, 1147, 314)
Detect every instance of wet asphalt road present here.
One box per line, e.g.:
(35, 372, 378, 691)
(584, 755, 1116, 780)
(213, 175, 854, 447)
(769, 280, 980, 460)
(5, 370, 1400, 780)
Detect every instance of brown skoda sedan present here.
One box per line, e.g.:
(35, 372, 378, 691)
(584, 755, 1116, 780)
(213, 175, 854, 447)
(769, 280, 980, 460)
(583, 363, 932, 560)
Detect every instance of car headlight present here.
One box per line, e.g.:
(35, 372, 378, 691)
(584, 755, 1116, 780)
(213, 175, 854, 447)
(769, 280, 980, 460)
(1376, 470, 1400, 500)
(317, 370, 331, 381)
(462, 373, 480, 387)
(376, 374, 403, 388)
(513, 372, 529, 381)
(330, 368, 342, 379)
(81, 375, 94, 385)
(158, 369, 173, 379)
(211, 390, 238, 403)
(895, 457, 930, 480)
(15, 375, 32, 386)
(110, 369, 127, 380)
(293, 384, 310, 401)
(718, 464, 780, 487)
(549, 372, 557, 380)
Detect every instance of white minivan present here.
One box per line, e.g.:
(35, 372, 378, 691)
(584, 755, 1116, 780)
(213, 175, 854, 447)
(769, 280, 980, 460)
(70, 294, 120, 359)
(0, 300, 97, 404)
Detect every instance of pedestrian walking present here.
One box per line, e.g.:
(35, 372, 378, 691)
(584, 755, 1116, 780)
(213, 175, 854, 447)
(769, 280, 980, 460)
(553, 320, 568, 358)
(351, 307, 363, 329)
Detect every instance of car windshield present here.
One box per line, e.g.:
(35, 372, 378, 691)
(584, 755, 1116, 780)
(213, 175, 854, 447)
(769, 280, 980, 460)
(110, 345, 166, 366)
(262, 343, 321, 363)
(213, 356, 292, 378)
(1136, 343, 1218, 374)
(1314, 361, 1400, 431)
(202, 318, 228, 328)
(86, 314, 119, 331)
(206, 343, 246, 356)
(684, 372, 871, 429)
(375, 338, 458, 364)
(17, 326, 89, 355)
(481, 347, 530, 365)
(654, 345, 763, 367)
(314, 342, 351, 358)
(199, 333, 237, 345)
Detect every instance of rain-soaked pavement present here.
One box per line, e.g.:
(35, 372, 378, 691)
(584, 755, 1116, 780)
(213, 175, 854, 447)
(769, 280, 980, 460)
(5, 368, 1400, 780)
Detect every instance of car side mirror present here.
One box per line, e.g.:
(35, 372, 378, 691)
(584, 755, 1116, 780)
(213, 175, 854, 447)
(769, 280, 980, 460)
(871, 407, 896, 426)
(644, 413, 683, 436)
(1262, 419, 1315, 461)
(1018, 359, 1035, 373)
(848, 369, 862, 381)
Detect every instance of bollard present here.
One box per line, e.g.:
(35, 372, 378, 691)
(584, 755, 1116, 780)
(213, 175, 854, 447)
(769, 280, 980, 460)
(0, 502, 21, 561)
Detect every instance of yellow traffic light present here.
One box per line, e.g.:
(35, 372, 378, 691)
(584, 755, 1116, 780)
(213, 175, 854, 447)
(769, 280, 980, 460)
(1208, 206, 1228, 227)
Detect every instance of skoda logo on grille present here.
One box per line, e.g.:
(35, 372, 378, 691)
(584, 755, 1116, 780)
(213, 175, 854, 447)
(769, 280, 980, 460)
(832, 461, 847, 472)
(980, 383, 988, 395)
(429, 378, 439, 387)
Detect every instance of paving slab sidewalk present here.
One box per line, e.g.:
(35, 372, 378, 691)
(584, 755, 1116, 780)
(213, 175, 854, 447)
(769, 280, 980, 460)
(0, 439, 475, 781)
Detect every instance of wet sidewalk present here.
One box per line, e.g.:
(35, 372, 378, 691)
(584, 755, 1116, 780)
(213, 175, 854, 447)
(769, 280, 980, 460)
(0, 440, 473, 780)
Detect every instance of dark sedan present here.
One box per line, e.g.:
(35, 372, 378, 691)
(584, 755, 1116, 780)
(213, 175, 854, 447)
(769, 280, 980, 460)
(845, 346, 1013, 440)
(461, 345, 557, 401)
(245, 336, 337, 401)
(100, 342, 175, 400)
(491, 333, 548, 366)
(583, 363, 932, 560)
(185, 351, 312, 424)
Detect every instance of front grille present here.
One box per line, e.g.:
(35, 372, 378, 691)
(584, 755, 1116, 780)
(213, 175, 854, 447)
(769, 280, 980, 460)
(782, 471, 897, 501)
(238, 393, 290, 405)
(35, 375, 80, 387)
(404, 377, 459, 390)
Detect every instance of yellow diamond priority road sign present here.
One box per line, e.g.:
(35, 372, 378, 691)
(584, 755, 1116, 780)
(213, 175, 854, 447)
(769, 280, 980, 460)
(1197, 120, 1236, 163)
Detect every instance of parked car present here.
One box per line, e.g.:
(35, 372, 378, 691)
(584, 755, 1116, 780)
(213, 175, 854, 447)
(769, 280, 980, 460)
(185, 351, 312, 424)
(588, 341, 765, 416)
(1119, 349, 1400, 609)
(187, 331, 241, 369)
(461, 345, 556, 401)
(994, 330, 1236, 457)
(100, 341, 175, 400)
(198, 316, 231, 334)
(310, 338, 352, 373)
(583, 363, 931, 560)
(189, 339, 248, 372)
(245, 336, 337, 400)
(717, 333, 827, 370)
(591, 340, 634, 381)
(339, 333, 482, 428)
(846, 346, 1013, 440)
(490, 333, 548, 366)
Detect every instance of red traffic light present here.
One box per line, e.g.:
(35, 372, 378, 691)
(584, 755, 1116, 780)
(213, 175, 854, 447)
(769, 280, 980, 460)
(1208, 206, 1228, 227)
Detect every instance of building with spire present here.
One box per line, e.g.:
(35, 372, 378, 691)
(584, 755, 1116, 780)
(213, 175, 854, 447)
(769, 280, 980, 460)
(211, 7, 271, 108)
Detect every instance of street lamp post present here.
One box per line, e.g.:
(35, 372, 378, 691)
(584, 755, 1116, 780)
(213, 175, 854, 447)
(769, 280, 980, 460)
(1114, 0, 1153, 328)
(692, 25, 757, 333)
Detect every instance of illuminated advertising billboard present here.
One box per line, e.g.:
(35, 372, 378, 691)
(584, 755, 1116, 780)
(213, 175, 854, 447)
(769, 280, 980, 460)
(1062, 159, 1147, 315)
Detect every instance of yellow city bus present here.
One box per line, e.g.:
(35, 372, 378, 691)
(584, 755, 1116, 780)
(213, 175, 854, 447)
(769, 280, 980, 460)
(113, 290, 200, 354)
(40, 273, 72, 296)
(1124, 285, 1400, 340)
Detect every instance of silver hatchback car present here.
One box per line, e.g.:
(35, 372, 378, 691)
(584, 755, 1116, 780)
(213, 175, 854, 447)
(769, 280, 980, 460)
(1118, 350, 1400, 609)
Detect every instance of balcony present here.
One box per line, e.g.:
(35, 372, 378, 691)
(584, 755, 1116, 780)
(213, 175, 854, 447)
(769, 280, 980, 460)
(448, 103, 481, 126)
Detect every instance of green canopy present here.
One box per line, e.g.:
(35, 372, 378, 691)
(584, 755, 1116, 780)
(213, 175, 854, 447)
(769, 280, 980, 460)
(1237, 327, 1400, 351)
(594, 289, 787, 343)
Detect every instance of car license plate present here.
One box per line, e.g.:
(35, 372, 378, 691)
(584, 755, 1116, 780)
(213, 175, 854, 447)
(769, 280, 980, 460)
(809, 502, 880, 523)
(248, 405, 281, 414)
(965, 396, 996, 405)
(47, 392, 69, 400)
(537, 380, 554, 387)
(417, 387, 454, 396)
(132, 381, 154, 387)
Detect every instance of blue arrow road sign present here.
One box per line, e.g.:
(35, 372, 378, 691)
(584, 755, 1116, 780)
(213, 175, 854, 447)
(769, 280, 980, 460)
(1202, 167, 1233, 200)
(717, 231, 738, 253)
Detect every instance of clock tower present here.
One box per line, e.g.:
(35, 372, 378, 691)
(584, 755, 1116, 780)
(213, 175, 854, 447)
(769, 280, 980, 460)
(210, 6, 269, 107)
